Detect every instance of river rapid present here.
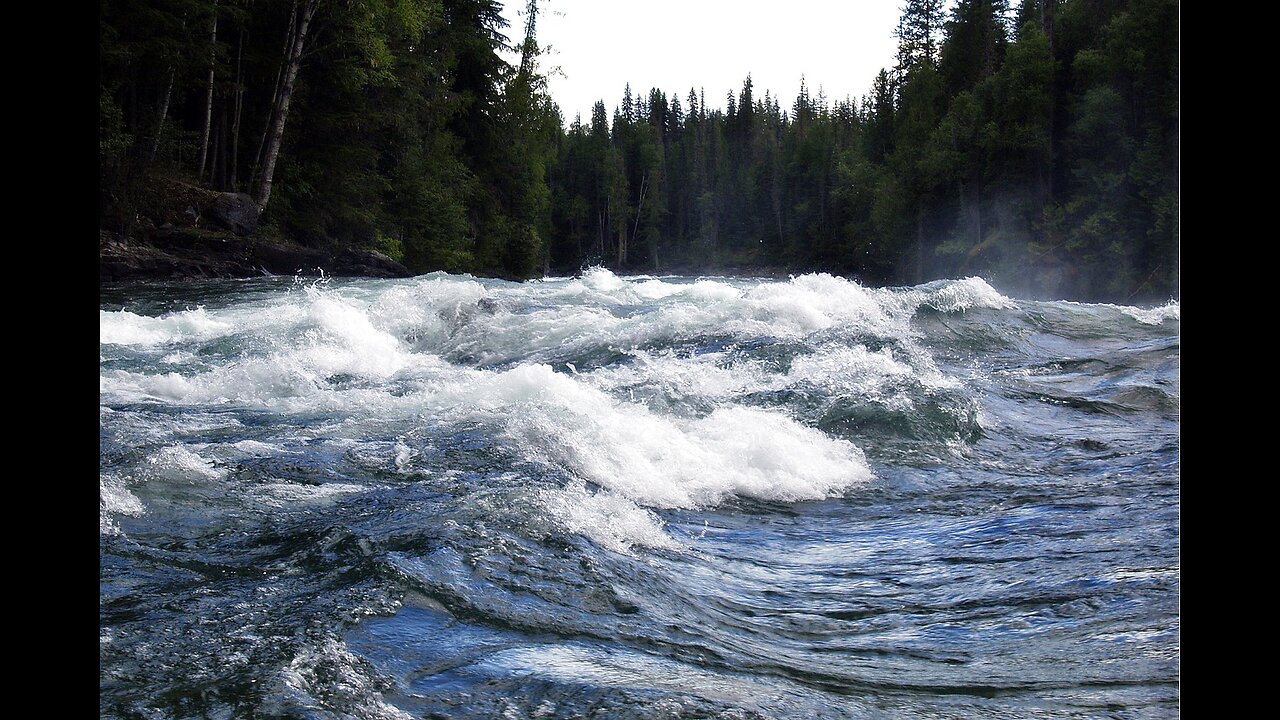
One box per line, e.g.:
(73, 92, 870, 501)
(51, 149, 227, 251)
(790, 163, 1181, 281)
(100, 270, 1179, 719)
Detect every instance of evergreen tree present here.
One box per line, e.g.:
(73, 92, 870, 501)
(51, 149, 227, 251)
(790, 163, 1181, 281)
(940, 0, 1011, 98)
(101, 0, 1176, 302)
(895, 0, 946, 75)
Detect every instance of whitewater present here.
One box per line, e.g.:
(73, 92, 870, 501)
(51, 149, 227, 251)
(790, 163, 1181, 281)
(100, 269, 1179, 718)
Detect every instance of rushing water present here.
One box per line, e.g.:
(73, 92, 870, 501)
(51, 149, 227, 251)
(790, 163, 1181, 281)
(100, 270, 1179, 719)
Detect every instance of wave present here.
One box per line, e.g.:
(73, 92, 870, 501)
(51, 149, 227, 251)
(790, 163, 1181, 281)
(99, 271, 1161, 550)
(100, 271, 1180, 718)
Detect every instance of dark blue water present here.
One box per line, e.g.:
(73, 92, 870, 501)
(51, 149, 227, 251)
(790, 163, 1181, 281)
(100, 271, 1179, 718)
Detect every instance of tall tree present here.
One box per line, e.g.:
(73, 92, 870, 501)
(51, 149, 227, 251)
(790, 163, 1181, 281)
(253, 0, 318, 212)
(895, 0, 946, 75)
(196, 0, 220, 180)
(940, 0, 1010, 98)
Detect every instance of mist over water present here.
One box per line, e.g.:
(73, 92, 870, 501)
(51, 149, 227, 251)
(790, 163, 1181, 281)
(100, 270, 1179, 718)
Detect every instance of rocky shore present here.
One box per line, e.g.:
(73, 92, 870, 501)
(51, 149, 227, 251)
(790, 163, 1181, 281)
(100, 227, 411, 283)
(100, 176, 411, 283)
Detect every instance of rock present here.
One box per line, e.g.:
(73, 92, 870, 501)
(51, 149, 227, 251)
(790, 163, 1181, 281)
(210, 193, 259, 235)
(248, 241, 329, 275)
(331, 248, 412, 278)
(100, 222, 412, 283)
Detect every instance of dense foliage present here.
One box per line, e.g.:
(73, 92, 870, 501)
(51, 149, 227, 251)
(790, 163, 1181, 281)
(100, 0, 1177, 300)
(101, 0, 557, 280)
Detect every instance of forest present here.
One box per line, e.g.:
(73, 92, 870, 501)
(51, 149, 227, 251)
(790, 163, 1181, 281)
(100, 0, 1178, 302)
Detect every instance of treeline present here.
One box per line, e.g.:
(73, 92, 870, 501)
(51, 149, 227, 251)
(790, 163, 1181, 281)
(100, 0, 1177, 301)
(101, 0, 558, 279)
(548, 0, 1177, 300)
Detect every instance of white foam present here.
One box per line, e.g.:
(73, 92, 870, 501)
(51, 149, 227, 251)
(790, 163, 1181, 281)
(100, 307, 233, 346)
(790, 345, 913, 386)
(231, 439, 292, 456)
(605, 273, 900, 345)
(159, 350, 198, 365)
(447, 305, 623, 366)
(540, 482, 678, 553)
(100, 283, 457, 408)
(685, 278, 744, 302)
(100, 475, 144, 535)
(1057, 298, 1180, 326)
(925, 276, 1014, 312)
(366, 362, 875, 548)
(583, 349, 774, 406)
(580, 266, 626, 292)
(412, 272, 917, 365)
(146, 445, 224, 481)
(579, 341, 959, 420)
(360, 274, 488, 349)
(103, 361, 315, 405)
(475, 365, 871, 510)
(790, 344, 960, 397)
(787, 346, 916, 411)
(476, 643, 795, 709)
(393, 442, 414, 472)
(745, 273, 885, 333)
(533, 269, 712, 307)
(886, 276, 1015, 315)
(100, 317, 461, 410)
(253, 482, 368, 509)
(277, 637, 414, 720)
(102, 275, 908, 553)
(632, 278, 686, 300)
(1121, 301, 1179, 325)
(101, 295, 317, 348)
(295, 286, 412, 377)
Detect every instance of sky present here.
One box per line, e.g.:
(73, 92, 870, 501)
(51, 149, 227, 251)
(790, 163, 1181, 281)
(497, 0, 905, 125)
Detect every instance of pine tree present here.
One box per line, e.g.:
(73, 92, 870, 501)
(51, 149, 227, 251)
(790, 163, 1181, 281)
(895, 0, 946, 76)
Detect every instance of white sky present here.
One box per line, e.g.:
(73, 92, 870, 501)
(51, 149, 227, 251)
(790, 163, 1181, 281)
(498, 0, 905, 125)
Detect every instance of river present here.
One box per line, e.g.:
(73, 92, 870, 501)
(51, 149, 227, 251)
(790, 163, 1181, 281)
(100, 270, 1179, 718)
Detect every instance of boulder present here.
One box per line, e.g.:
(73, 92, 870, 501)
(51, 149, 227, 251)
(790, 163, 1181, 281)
(210, 193, 259, 235)
(331, 248, 412, 278)
(248, 241, 329, 275)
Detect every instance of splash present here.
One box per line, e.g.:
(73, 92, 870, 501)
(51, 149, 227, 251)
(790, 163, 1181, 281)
(1121, 300, 1179, 325)
(100, 475, 143, 535)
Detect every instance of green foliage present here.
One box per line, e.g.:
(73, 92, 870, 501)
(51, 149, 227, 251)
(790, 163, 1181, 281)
(940, 0, 1010, 97)
(373, 230, 406, 262)
(99, 0, 1176, 301)
(387, 133, 477, 273)
(99, 90, 132, 167)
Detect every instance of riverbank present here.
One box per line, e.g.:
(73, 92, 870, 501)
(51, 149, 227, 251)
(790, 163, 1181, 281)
(99, 227, 410, 283)
(99, 173, 410, 283)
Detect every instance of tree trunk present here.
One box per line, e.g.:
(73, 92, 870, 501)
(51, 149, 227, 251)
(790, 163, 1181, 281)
(597, 208, 605, 261)
(197, 2, 220, 180)
(616, 217, 626, 267)
(210, 110, 222, 188)
(631, 171, 648, 256)
(252, 3, 298, 192)
(150, 65, 176, 162)
(149, 12, 188, 163)
(215, 103, 229, 189)
(254, 0, 318, 212)
(230, 28, 245, 191)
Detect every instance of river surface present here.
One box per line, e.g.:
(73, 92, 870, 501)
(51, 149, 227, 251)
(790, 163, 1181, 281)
(100, 270, 1179, 718)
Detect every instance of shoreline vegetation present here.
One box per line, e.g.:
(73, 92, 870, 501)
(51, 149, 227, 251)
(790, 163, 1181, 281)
(100, 0, 1177, 303)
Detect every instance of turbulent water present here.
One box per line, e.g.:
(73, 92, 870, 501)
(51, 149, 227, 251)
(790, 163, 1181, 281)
(100, 270, 1179, 719)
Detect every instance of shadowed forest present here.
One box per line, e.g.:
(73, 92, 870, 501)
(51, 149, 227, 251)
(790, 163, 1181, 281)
(100, 0, 1177, 301)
